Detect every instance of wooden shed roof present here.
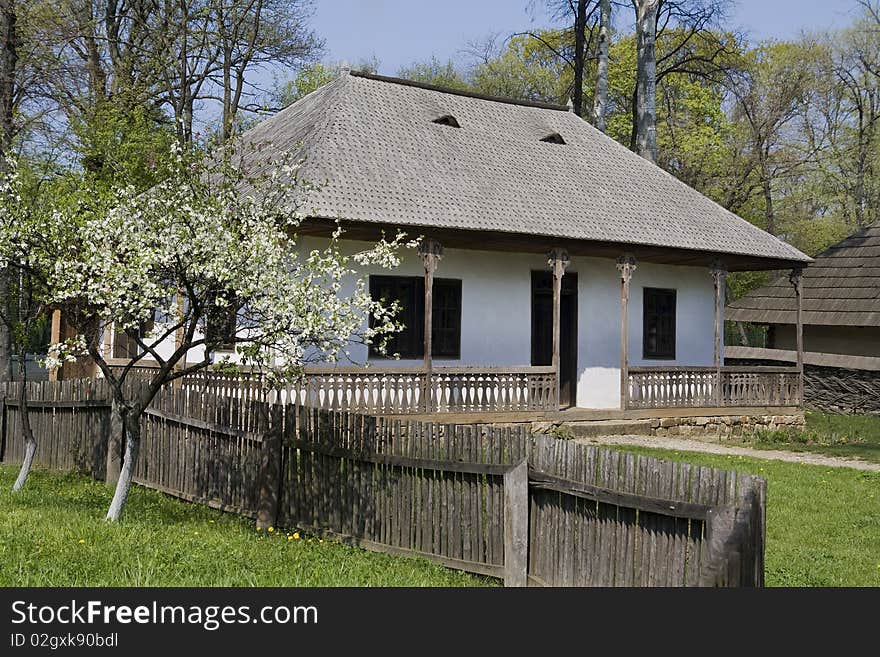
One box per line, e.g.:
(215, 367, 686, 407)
(235, 71, 809, 270)
(726, 222, 880, 327)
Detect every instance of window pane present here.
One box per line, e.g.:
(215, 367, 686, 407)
(369, 276, 461, 360)
(432, 279, 461, 358)
(642, 288, 676, 359)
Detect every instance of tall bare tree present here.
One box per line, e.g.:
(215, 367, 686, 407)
(592, 0, 611, 130)
(629, 0, 737, 162)
(726, 43, 814, 236)
(633, 0, 659, 160)
(212, 0, 321, 141)
(524, 0, 600, 118)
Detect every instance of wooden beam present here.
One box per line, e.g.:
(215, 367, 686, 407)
(725, 345, 880, 372)
(616, 254, 638, 410)
(790, 267, 805, 405)
(503, 459, 529, 587)
(296, 217, 805, 272)
(528, 469, 720, 521)
(548, 248, 570, 408)
(711, 260, 727, 406)
(419, 239, 443, 412)
(291, 440, 516, 475)
(49, 310, 61, 382)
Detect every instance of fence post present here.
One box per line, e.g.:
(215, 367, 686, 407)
(256, 404, 284, 529)
(751, 478, 767, 587)
(503, 459, 529, 587)
(699, 506, 736, 586)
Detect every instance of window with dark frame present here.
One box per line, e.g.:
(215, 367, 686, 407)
(205, 291, 240, 351)
(368, 276, 461, 359)
(112, 313, 155, 360)
(643, 287, 676, 360)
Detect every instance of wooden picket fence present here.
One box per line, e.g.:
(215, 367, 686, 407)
(1, 379, 111, 480)
(0, 380, 766, 587)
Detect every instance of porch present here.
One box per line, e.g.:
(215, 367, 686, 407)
(173, 362, 801, 419)
(100, 237, 807, 419)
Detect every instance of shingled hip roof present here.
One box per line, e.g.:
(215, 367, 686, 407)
(238, 70, 809, 267)
(727, 222, 880, 327)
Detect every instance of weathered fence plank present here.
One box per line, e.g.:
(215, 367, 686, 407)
(503, 459, 529, 587)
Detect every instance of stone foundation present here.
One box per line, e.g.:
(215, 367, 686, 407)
(649, 412, 805, 439)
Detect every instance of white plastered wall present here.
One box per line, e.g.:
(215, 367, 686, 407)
(297, 238, 718, 410)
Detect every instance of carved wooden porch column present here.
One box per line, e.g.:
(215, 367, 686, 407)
(548, 248, 570, 408)
(710, 260, 727, 406)
(48, 309, 62, 382)
(616, 254, 638, 410)
(789, 267, 805, 405)
(419, 239, 443, 411)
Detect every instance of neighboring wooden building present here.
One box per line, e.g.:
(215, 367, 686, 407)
(727, 222, 880, 413)
(66, 71, 811, 424)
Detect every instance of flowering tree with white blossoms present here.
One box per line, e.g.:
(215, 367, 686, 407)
(0, 158, 70, 491)
(48, 143, 410, 521)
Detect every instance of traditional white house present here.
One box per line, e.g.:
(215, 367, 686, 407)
(81, 71, 811, 418)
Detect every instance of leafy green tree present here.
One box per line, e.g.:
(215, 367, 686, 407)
(274, 57, 380, 109)
(397, 56, 469, 90)
(470, 33, 571, 104)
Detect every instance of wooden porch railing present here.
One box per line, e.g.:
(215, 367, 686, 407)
(627, 366, 801, 410)
(172, 365, 559, 414)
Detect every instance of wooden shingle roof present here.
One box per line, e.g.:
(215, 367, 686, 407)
(726, 222, 880, 327)
(238, 71, 809, 268)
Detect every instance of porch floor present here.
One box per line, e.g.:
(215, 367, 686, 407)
(383, 405, 801, 425)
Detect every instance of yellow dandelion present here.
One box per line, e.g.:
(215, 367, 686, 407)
(256, 526, 262, 532)
(193, 531, 199, 535)
(288, 536, 294, 541)
(78, 539, 85, 544)
(293, 532, 300, 540)
(268, 526, 274, 533)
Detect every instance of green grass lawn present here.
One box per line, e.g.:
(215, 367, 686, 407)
(4, 450, 878, 587)
(609, 445, 880, 587)
(0, 465, 492, 587)
(733, 410, 880, 464)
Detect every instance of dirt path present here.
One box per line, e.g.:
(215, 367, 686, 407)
(573, 435, 880, 472)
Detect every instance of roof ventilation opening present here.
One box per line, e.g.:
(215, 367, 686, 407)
(541, 132, 566, 145)
(433, 114, 461, 128)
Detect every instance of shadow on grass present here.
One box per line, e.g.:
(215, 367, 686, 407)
(0, 465, 232, 527)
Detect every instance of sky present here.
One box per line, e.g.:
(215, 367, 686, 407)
(310, 0, 861, 77)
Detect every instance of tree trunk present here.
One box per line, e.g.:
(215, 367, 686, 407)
(572, 0, 588, 118)
(106, 408, 140, 521)
(0, 274, 11, 382)
(105, 396, 124, 485)
(592, 0, 611, 131)
(855, 106, 866, 227)
(762, 171, 775, 235)
(634, 0, 659, 162)
(222, 43, 233, 141)
(0, 0, 16, 149)
(629, 87, 638, 150)
(0, 0, 18, 383)
(12, 355, 35, 491)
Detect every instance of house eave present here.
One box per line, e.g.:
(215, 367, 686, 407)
(726, 307, 880, 327)
(298, 216, 811, 272)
